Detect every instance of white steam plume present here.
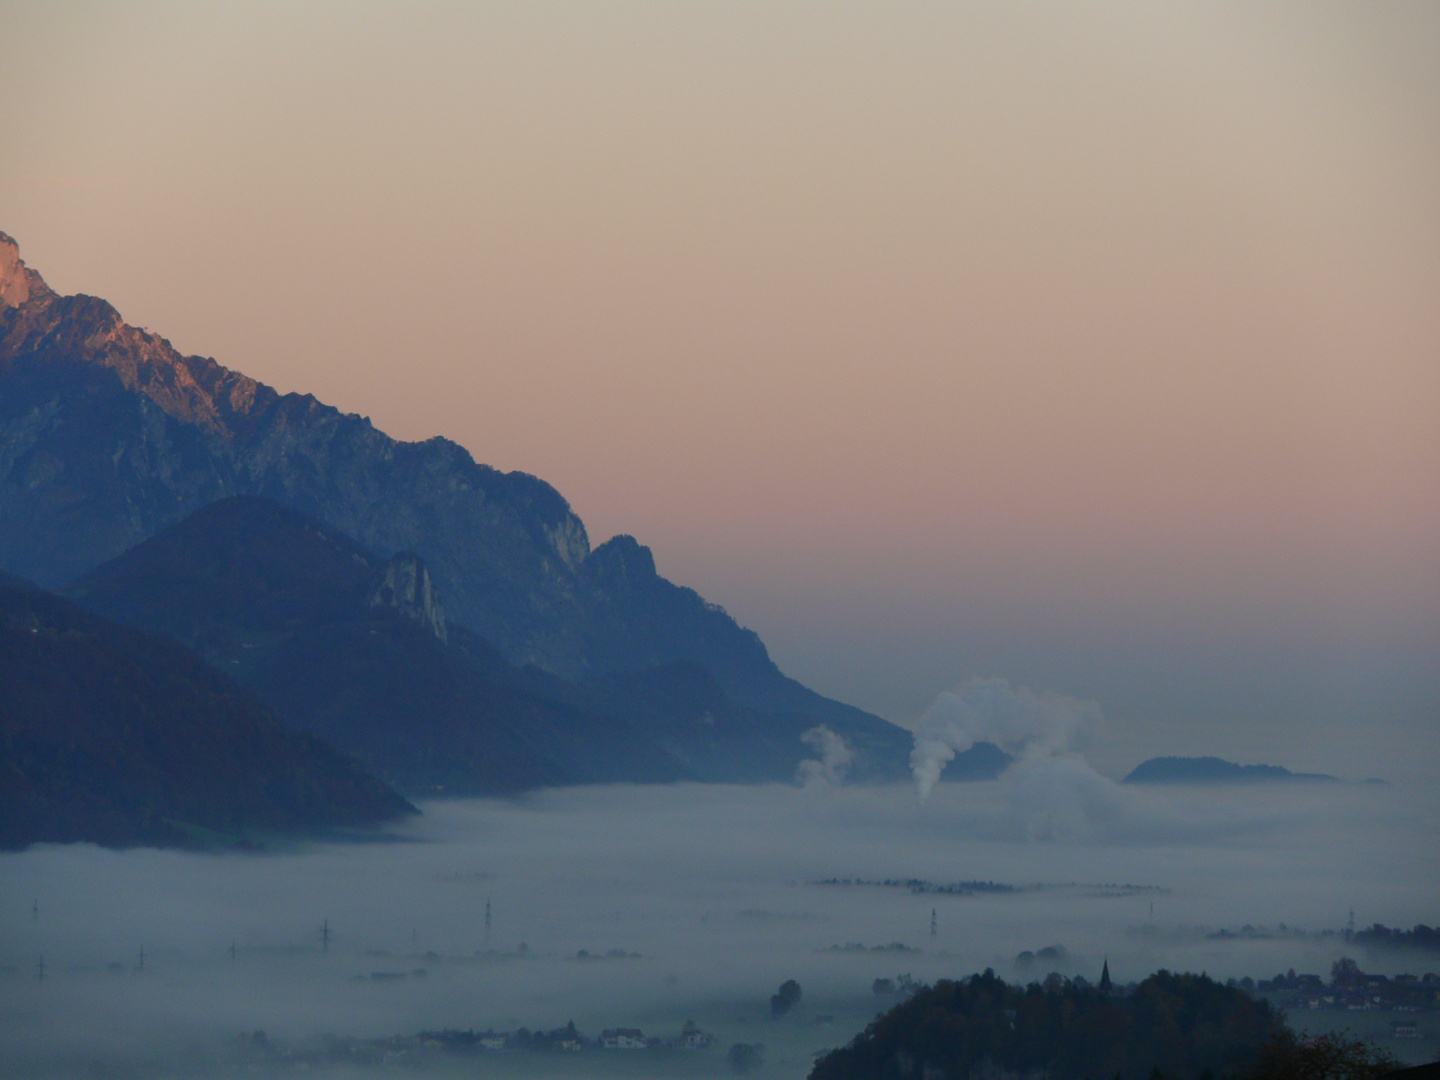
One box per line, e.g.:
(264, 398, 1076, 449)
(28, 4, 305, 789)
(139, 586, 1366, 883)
(1005, 753, 1128, 840)
(910, 678, 1103, 800)
(796, 725, 854, 788)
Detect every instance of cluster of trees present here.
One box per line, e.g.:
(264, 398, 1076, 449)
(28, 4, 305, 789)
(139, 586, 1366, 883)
(1353, 924, 1440, 953)
(810, 970, 1354, 1080)
(1258, 956, 1436, 1011)
(1257, 970, 1318, 993)
(873, 975, 926, 998)
(772, 979, 804, 1018)
(1245, 1030, 1400, 1080)
(504, 1022, 583, 1051)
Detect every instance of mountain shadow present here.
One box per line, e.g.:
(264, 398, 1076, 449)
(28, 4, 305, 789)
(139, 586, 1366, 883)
(0, 572, 413, 850)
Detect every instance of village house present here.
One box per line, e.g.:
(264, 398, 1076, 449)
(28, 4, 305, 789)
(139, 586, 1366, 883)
(674, 1021, 715, 1049)
(600, 1028, 648, 1050)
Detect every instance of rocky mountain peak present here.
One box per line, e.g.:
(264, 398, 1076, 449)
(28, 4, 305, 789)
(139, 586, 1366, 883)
(588, 534, 656, 582)
(368, 551, 448, 643)
(0, 232, 39, 309)
(0, 232, 264, 441)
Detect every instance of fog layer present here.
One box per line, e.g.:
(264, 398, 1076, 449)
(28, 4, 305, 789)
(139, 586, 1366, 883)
(2, 779, 1434, 1076)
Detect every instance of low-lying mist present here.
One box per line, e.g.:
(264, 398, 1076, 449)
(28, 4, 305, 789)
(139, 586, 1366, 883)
(1, 777, 1435, 1077)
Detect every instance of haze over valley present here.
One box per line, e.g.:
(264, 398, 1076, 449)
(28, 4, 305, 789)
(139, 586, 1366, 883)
(4, 781, 1436, 1078)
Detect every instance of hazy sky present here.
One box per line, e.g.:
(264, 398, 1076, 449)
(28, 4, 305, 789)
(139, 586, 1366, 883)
(2, 3, 1437, 777)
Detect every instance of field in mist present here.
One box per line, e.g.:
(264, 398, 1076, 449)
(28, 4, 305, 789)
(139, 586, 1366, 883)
(2, 777, 1436, 1078)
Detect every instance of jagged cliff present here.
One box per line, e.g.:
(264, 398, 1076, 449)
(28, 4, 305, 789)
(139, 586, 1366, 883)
(0, 232, 910, 771)
(0, 230, 590, 671)
(369, 552, 448, 643)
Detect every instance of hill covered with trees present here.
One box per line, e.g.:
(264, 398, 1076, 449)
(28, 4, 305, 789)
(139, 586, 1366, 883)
(811, 970, 1287, 1080)
(0, 573, 413, 849)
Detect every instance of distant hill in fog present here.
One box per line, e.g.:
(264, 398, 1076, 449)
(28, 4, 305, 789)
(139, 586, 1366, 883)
(65, 496, 915, 793)
(1123, 756, 1339, 785)
(0, 573, 413, 850)
(0, 230, 910, 781)
(810, 969, 1284, 1080)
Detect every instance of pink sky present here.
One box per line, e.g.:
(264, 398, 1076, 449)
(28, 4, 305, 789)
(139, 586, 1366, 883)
(3, 3, 1437, 777)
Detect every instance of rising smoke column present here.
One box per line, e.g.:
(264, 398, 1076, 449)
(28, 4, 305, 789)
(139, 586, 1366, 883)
(796, 725, 854, 788)
(909, 678, 1103, 800)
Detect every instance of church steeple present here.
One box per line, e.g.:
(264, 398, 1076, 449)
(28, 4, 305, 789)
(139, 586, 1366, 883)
(1099, 958, 1112, 993)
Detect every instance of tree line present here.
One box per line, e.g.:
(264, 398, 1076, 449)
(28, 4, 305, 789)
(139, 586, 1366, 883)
(809, 969, 1400, 1080)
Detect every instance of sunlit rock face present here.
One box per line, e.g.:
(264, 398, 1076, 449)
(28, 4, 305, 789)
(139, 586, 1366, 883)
(369, 551, 448, 643)
(0, 233, 32, 308)
(0, 232, 591, 670)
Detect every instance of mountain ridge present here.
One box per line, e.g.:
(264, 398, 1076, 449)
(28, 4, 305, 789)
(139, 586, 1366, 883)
(0, 229, 909, 770)
(66, 496, 890, 792)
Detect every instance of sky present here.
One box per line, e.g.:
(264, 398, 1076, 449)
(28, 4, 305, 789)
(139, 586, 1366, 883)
(2, 2, 1437, 780)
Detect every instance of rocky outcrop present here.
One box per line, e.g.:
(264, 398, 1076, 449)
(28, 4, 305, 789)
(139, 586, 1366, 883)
(0, 233, 36, 308)
(368, 552, 447, 643)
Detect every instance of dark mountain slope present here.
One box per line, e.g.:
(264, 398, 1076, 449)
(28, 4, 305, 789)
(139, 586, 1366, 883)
(0, 231, 909, 773)
(580, 535, 911, 773)
(1123, 756, 1339, 784)
(0, 574, 413, 850)
(528, 660, 821, 783)
(61, 495, 381, 647)
(67, 496, 857, 792)
(66, 497, 683, 794)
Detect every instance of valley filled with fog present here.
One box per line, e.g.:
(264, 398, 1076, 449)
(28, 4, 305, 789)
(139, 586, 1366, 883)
(2, 776, 1435, 1078)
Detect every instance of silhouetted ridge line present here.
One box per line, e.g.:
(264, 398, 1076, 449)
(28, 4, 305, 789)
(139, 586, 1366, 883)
(0, 231, 911, 778)
(1123, 756, 1339, 784)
